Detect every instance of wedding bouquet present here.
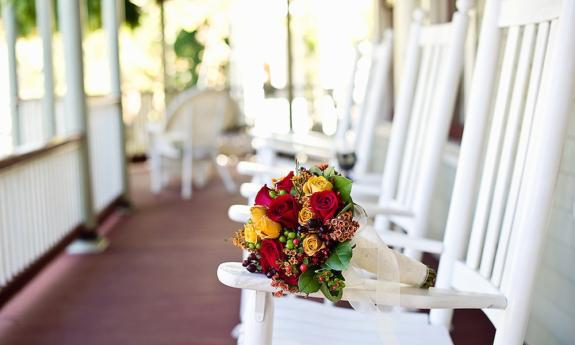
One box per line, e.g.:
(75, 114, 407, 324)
(231, 164, 435, 302)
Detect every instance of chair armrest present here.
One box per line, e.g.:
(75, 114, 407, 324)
(237, 161, 291, 178)
(376, 229, 443, 254)
(228, 204, 251, 223)
(362, 201, 414, 217)
(252, 137, 335, 160)
(217, 262, 507, 310)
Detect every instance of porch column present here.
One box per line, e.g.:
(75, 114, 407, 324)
(103, 0, 131, 205)
(2, 4, 20, 147)
(36, 0, 57, 140)
(59, 0, 107, 252)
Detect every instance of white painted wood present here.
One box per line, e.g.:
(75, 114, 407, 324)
(218, 262, 507, 310)
(499, 0, 561, 27)
(59, 0, 97, 229)
(102, 0, 129, 202)
(36, 0, 56, 141)
(491, 22, 550, 287)
(88, 101, 124, 212)
(2, 4, 20, 147)
(354, 31, 393, 176)
(466, 26, 520, 270)
(494, 1, 575, 341)
(430, 0, 503, 328)
(243, 290, 274, 345)
(405, 5, 471, 259)
(430, 3, 575, 345)
(0, 144, 84, 291)
(148, 89, 238, 198)
(479, 25, 536, 279)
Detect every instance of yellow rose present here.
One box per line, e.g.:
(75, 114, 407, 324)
(244, 223, 259, 243)
(298, 207, 314, 225)
(250, 206, 281, 239)
(303, 176, 333, 195)
(302, 234, 325, 256)
(250, 206, 267, 222)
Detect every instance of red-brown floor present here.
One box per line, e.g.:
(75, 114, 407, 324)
(0, 163, 494, 345)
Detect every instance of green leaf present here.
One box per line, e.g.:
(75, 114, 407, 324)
(323, 166, 335, 178)
(320, 283, 343, 302)
(309, 166, 323, 176)
(332, 175, 353, 204)
(337, 202, 354, 217)
(298, 267, 321, 293)
(324, 241, 353, 271)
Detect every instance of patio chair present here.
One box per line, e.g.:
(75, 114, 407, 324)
(235, 3, 471, 262)
(218, 0, 575, 343)
(148, 88, 237, 199)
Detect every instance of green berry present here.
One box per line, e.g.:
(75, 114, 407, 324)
(255, 243, 261, 249)
(248, 243, 255, 249)
(268, 190, 277, 198)
(279, 236, 287, 243)
(283, 230, 290, 236)
(286, 240, 294, 250)
(278, 190, 287, 196)
(288, 232, 296, 239)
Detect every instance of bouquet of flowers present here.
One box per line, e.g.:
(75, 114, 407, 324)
(231, 164, 435, 302)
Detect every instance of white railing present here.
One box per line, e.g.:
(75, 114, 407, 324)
(16, 97, 125, 213)
(88, 97, 125, 212)
(0, 140, 85, 288)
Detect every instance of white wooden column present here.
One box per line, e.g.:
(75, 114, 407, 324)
(392, 0, 416, 95)
(103, 0, 131, 205)
(2, 4, 20, 147)
(58, 0, 96, 230)
(36, 0, 57, 140)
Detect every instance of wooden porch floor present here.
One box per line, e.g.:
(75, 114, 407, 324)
(0, 163, 494, 345)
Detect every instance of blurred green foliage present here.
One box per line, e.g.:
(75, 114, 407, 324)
(1, 0, 142, 37)
(173, 28, 205, 88)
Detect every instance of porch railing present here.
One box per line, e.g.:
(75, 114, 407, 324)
(0, 138, 84, 298)
(0, 97, 126, 306)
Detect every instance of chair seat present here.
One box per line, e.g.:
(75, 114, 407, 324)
(263, 297, 453, 345)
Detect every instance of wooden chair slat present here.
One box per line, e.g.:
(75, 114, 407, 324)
(479, 25, 536, 279)
(491, 21, 551, 287)
(466, 26, 521, 269)
(499, 0, 561, 27)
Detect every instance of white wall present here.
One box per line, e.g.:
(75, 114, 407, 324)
(525, 106, 575, 345)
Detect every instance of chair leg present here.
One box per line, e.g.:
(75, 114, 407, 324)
(149, 147, 162, 194)
(214, 156, 237, 193)
(181, 151, 193, 199)
(243, 290, 274, 345)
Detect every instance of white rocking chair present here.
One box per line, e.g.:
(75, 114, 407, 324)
(218, 0, 575, 343)
(234, 1, 472, 263)
(148, 88, 237, 199)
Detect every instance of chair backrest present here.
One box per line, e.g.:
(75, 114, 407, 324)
(430, 1, 575, 343)
(165, 88, 235, 148)
(353, 31, 393, 175)
(373, 1, 473, 259)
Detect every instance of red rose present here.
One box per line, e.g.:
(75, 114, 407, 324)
(267, 195, 300, 228)
(259, 239, 283, 273)
(275, 171, 294, 192)
(255, 185, 274, 207)
(281, 273, 299, 287)
(310, 190, 340, 220)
